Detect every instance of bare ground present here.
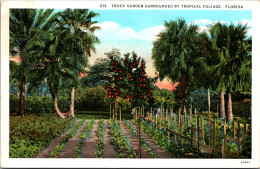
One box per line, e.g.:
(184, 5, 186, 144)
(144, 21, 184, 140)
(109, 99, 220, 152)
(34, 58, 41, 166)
(81, 119, 99, 158)
(128, 120, 172, 158)
(35, 119, 81, 158)
(120, 121, 150, 158)
(57, 120, 87, 158)
(103, 119, 117, 158)
(35, 118, 173, 158)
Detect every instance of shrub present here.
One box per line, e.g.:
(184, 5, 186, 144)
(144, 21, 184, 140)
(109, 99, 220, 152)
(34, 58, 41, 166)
(10, 95, 19, 113)
(232, 99, 251, 122)
(10, 95, 70, 114)
(75, 86, 110, 111)
(10, 86, 110, 114)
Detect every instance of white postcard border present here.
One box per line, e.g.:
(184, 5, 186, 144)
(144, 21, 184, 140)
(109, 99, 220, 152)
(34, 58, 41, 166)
(1, 1, 260, 168)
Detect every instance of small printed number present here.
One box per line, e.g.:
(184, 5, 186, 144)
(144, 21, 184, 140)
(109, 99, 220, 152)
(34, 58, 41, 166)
(100, 4, 106, 8)
(241, 161, 250, 163)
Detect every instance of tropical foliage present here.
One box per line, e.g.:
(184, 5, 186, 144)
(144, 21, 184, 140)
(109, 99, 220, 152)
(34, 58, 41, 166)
(152, 19, 200, 114)
(9, 9, 60, 117)
(10, 114, 74, 158)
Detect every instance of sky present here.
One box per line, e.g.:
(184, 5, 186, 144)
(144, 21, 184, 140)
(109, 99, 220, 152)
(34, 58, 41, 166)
(88, 10, 252, 90)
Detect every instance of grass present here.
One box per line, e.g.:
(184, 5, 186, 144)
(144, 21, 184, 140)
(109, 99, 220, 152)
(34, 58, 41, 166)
(75, 110, 133, 119)
(10, 110, 133, 119)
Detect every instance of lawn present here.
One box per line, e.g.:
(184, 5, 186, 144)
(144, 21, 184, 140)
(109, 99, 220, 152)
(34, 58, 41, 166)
(10, 110, 133, 119)
(75, 110, 133, 119)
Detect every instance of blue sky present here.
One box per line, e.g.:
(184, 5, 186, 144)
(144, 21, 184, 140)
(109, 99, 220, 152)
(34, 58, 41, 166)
(87, 9, 251, 88)
(93, 10, 251, 32)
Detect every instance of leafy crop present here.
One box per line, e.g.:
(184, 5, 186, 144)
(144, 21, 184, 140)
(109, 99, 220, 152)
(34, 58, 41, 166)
(95, 119, 106, 158)
(9, 114, 74, 158)
(73, 119, 95, 158)
(124, 120, 157, 158)
(110, 119, 137, 158)
(124, 120, 137, 137)
(49, 119, 85, 158)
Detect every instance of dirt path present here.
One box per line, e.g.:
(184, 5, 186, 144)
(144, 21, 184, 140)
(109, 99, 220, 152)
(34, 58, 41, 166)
(129, 120, 172, 158)
(35, 119, 80, 158)
(120, 121, 150, 158)
(103, 119, 117, 158)
(81, 119, 100, 158)
(57, 120, 87, 158)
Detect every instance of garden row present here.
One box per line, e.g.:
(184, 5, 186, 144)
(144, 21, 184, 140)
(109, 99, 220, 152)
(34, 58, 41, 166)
(10, 112, 250, 158)
(10, 114, 172, 158)
(10, 114, 75, 158)
(134, 106, 251, 158)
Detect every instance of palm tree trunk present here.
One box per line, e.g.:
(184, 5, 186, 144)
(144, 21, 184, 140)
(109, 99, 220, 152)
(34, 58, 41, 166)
(70, 87, 75, 118)
(180, 74, 187, 115)
(19, 75, 26, 117)
(219, 89, 225, 119)
(226, 88, 233, 122)
(51, 92, 66, 119)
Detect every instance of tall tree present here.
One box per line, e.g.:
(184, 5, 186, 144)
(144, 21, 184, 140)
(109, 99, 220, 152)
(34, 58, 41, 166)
(59, 9, 100, 118)
(9, 9, 60, 117)
(24, 9, 100, 119)
(196, 22, 251, 121)
(208, 22, 251, 122)
(25, 23, 86, 119)
(81, 58, 113, 87)
(152, 19, 199, 114)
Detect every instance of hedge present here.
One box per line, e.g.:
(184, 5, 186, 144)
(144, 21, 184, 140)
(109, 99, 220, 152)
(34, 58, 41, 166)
(75, 86, 110, 111)
(233, 99, 251, 121)
(10, 95, 70, 114)
(9, 86, 110, 114)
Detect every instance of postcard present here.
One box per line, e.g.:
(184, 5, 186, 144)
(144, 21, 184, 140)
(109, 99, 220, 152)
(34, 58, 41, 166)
(1, 0, 260, 168)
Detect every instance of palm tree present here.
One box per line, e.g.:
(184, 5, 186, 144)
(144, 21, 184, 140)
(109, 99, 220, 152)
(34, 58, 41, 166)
(25, 9, 101, 119)
(59, 9, 100, 118)
(204, 22, 251, 121)
(60, 9, 100, 58)
(25, 23, 87, 119)
(152, 19, 199, 114)
(81, 58, 113, 87)
(9, 9, 60, 117)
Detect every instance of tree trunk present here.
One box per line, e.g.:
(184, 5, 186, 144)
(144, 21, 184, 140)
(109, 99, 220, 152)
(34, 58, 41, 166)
(70, 87, 75, 118)
(19, 75, 26, 117)
(226, 88, 233, 122)
(51, 93, 66, 119)
(219, 89, 225, 119)
(180, 74, 187, 115)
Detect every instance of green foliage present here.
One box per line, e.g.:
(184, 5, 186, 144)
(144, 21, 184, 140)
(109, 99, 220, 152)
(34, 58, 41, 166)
(9, 114, 74, 158)
(241, 124, 251, 158)
(10, 95, 70, 114)
(232, 100, 251, 122)
(75, 86, 110, 111)
(19, 9, 100, 118)
(133, 119, 181, 157)
(152, 19, 200, 112)
(124, 120, 138, 137)
(197, 22, 251, 92)
(9, 95, 20, 114)
(73, 119, 95, 158)
(186, 89, 219, 112)
(9, 9, 60, 116)
(124, 120, 158, 158)
(151, 88, 176, 108)
(95, 119, 106, 157)
(81, 58, 113, 87)
(152, 19, 199, 81)
(106, 49, 155, 108)
(140, 136, 158, 158)
(49, 119, 85, 158)
(80, 119, 95, 140)
(110, 119, 137, 158)
(73, 141, 85, 158)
